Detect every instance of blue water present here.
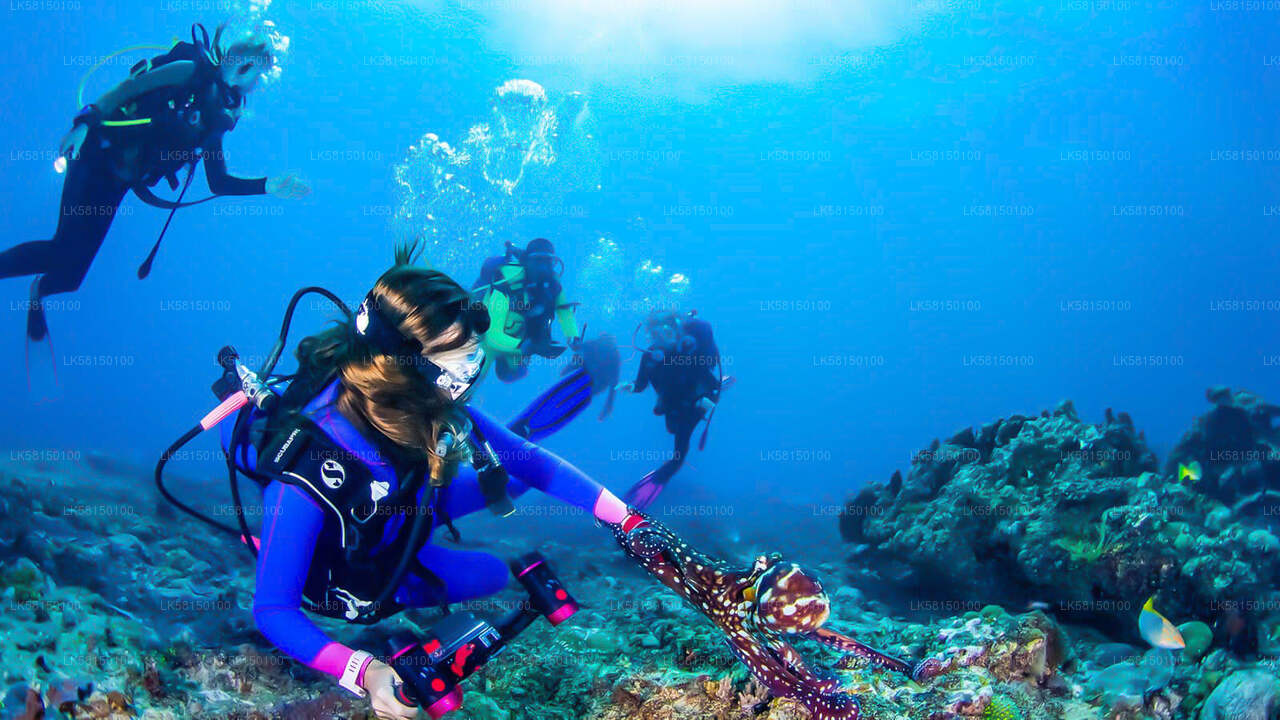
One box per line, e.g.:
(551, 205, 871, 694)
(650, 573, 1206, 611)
(1, 0, 1277, 510)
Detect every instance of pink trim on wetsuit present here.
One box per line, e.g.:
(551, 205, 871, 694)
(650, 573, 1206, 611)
(311, 642, 358, 679)
(593, 490, 629, 524)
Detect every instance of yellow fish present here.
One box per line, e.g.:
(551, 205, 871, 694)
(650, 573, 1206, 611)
(1178, 461, 1202, 483)
(1139, 596, 1186, 650)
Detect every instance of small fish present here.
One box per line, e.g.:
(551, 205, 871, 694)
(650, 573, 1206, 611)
(1139, 596, 1186, 650)
(1027, 601, 1051, 611)
(1178, 461, 1202, 483)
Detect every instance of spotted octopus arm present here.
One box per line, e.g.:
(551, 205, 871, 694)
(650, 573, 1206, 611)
(724, 626, 862, 720)
(756, 630, 843, 694)
(614, 522, 688, 595)
(809, 627, 941, 682)
(614, 515, 730, 591)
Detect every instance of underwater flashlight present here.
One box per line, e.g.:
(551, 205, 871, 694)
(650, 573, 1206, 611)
(388, 552, 577, 717)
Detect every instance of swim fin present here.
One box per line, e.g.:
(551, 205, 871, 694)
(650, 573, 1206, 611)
(27, 277, 48, 342)
(598, 385, 616, 421)
(507, 368, 593, 442)
(622, 471, 666, 511)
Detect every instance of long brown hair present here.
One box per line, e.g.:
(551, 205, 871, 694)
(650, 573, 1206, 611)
(293, 244, 487, 480)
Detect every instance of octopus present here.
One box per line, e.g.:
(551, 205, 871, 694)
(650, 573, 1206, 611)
(614, 514, 941, 720)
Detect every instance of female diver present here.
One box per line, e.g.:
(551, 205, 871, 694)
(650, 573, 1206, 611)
(245, 245, 634, 719)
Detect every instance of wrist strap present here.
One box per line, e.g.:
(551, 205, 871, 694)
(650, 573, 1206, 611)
(339, 650, 374, 698)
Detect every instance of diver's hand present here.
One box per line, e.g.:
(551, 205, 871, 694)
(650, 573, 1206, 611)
(266, 172, 311, 199)
(697, 396, 716, 414)
(59, 124, 89, 161)
(360, 660, 417, 720)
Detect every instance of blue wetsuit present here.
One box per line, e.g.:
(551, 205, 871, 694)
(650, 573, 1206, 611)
(251, 386, 626, 679)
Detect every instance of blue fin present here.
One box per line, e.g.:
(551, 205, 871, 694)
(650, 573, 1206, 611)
(507, 368, 593, 442)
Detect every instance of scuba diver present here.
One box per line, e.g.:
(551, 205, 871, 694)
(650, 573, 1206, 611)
(0, 23, 308, 342)
(154, 246, 935, 719)
(184, 245, 633, 718)
(619, 309, 727, 510)
(471, 238, 581, 382)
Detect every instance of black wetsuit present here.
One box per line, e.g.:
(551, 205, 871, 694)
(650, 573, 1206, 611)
(633, 318, 721, 486)
(0, 49, 266, 339)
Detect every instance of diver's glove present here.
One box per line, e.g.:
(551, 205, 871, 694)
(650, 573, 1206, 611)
(360, 658, 417, 720)
(266, 171, 311, 199)
(696, 396, 716, 414)
(520, 336, 567, 359)
(59, 104, 104, 163)
(58, 125, 89, 163)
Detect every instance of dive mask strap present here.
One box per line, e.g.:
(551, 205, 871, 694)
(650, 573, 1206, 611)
(355, 295, 418, 356)
(354, 293, 487, 401)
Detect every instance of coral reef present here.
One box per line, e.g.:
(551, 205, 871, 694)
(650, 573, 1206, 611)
(840, 394, 1280, 639)
(840, 389, 1280, 719)
(1198, 669, 1280, 720)
(1165, 386, 1280, 511)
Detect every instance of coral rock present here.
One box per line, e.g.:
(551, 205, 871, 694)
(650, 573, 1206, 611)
(1199, 669, 1280, 720)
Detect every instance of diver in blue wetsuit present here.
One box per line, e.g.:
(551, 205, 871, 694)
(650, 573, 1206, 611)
(240, 247, 637, 719)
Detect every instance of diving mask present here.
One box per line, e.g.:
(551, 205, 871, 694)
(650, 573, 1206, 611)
(422, 342, 487, 401)
(355, 296, 488, 402)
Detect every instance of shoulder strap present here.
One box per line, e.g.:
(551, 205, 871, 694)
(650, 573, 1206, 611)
(259, 420, 380, 516)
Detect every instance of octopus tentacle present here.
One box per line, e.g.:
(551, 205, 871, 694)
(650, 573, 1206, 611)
(758, 630, 843, 694)
(725, 634, 860, 720)
(808, 627, 915, 676)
